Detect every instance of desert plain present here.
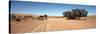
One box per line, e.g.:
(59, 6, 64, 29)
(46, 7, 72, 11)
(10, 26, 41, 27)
(10, 14, 96, 33)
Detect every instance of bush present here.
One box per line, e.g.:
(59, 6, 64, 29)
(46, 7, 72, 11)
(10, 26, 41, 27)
(15, 18, 21, 22)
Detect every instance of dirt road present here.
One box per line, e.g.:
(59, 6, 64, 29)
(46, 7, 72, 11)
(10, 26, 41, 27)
(11, 17, 96, 33)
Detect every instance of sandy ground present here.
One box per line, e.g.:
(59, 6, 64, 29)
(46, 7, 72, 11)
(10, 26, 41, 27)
(10, 16, 96, 33)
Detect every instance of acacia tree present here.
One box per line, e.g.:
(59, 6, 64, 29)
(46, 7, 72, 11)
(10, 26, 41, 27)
(63, 8, 88, 20)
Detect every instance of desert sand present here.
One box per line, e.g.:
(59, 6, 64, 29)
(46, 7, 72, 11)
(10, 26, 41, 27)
(10, 14, 96, 33)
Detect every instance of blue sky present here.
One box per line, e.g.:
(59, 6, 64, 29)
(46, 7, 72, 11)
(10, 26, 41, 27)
(10, 1, 96, 16)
